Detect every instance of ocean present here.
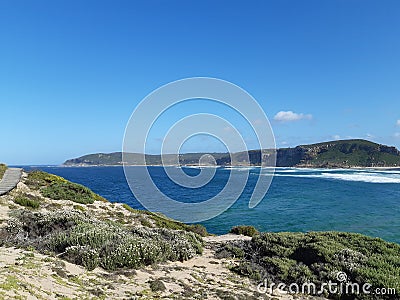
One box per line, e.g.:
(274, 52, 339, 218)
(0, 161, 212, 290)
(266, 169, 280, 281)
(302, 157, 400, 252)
(22, 166, 400, 243)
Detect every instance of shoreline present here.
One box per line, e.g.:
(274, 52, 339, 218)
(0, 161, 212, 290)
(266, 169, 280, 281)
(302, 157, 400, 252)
(56, 164, 400, 171)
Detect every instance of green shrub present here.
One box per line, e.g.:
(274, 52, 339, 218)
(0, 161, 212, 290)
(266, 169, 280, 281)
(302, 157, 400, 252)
(63, 245, 100, 271)
(215, 244, 245, 259)
(26, 171, 107, 204)
(13, 196, 40, 209)
(25, 171, 67, 189)
(73, 205, 85, 212)
(229, 225, 259, 237)
(1, 209, 203, 271)
(231, 261, 263, 281)
(230, 231, 400, 299)
(139, 216, 153, 228)
(187, 224, 209, 237)
(41, 182, 95, 204)
(149, 279, 166, 292)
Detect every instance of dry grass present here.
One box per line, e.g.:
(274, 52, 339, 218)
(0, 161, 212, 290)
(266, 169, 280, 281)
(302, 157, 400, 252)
(0, 164, 7, 181)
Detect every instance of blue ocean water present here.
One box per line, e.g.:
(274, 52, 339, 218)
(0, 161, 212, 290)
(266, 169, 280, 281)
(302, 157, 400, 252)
(23, 166, 400, 243)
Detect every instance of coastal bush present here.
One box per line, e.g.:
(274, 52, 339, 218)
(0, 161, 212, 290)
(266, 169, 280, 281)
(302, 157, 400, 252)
(25, 171, 68, 189)
(72, 204, 85, 212)
(1, 209, 203, 271)
(63, 245, 100, 271)
(13, 195, 40, 209)
(229, 231, 400, 299)
(26, 171, 107, 204)
(149, 279, 166, 292)
(215, 243, 245, 259)
(187, 224, 209, 237)
(229, 225, 259, 237)
(41, 182, 95, 204)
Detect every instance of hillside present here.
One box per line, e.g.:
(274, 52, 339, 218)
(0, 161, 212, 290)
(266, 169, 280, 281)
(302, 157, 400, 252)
(279, 139, 400, 167)
(64, 139, 400, 168)
(64, 152, 230, 166)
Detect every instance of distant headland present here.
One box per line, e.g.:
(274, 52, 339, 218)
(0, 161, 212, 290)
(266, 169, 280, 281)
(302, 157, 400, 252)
(64, 139, 400, 168)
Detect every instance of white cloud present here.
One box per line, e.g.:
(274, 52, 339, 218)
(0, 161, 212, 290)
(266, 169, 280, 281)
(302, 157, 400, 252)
(394, 132, 400, 138)
(396, 120, 400, 126)
(332, 135, 341, 140)
(273, 111, 312, 122)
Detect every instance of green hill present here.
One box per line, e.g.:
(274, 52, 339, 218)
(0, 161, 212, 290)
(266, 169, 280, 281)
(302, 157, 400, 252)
(291, 139, 400, 167)
(64, 139, 400, 168)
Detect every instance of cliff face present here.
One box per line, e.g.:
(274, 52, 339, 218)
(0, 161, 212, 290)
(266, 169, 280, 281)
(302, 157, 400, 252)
(276, 147, 306, 167)
(64, 139, 400, 168)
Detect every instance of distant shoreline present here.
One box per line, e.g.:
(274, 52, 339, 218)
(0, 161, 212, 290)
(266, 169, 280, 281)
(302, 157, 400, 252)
(57, 164, 400, 171)
(62, 139, 400, 170)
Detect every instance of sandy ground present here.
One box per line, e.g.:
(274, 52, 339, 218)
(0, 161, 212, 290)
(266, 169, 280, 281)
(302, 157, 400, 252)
(0, 243, 323, 299)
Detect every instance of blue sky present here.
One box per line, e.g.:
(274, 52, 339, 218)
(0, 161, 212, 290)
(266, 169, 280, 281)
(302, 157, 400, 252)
(1, 0, 400, 165)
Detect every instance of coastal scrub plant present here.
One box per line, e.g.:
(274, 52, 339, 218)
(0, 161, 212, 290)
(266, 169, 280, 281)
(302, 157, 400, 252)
(25, 171, 107, 204)
(229, 225, 259, 237)
(225, 231, 400, 300)
(0, 209, 203, 271)
(13, 194, 41, 209)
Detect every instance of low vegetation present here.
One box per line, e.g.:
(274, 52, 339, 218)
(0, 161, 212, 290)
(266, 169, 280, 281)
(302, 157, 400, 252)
(1, 209, 203, 271)
(0, 164, 6, 181)
(229, 225, 259, 237)
(13, 194, 41, 209)
(223, 231, 399, 299)
(26, 171, 106, 204)
(0, 170, 206, 273)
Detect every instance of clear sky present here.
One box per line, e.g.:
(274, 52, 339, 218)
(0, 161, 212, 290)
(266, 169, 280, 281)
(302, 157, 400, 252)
(1, 0, 400, 165)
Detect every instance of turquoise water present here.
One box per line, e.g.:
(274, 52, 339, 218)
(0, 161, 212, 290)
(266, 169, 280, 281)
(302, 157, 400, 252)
(24, 166, 400, 243)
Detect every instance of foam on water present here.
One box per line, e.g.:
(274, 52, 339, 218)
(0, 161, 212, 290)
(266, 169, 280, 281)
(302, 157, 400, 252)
(272, 170, 400, 183)
(321, 172, 400, 183)
(222, 166, 256, 171)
